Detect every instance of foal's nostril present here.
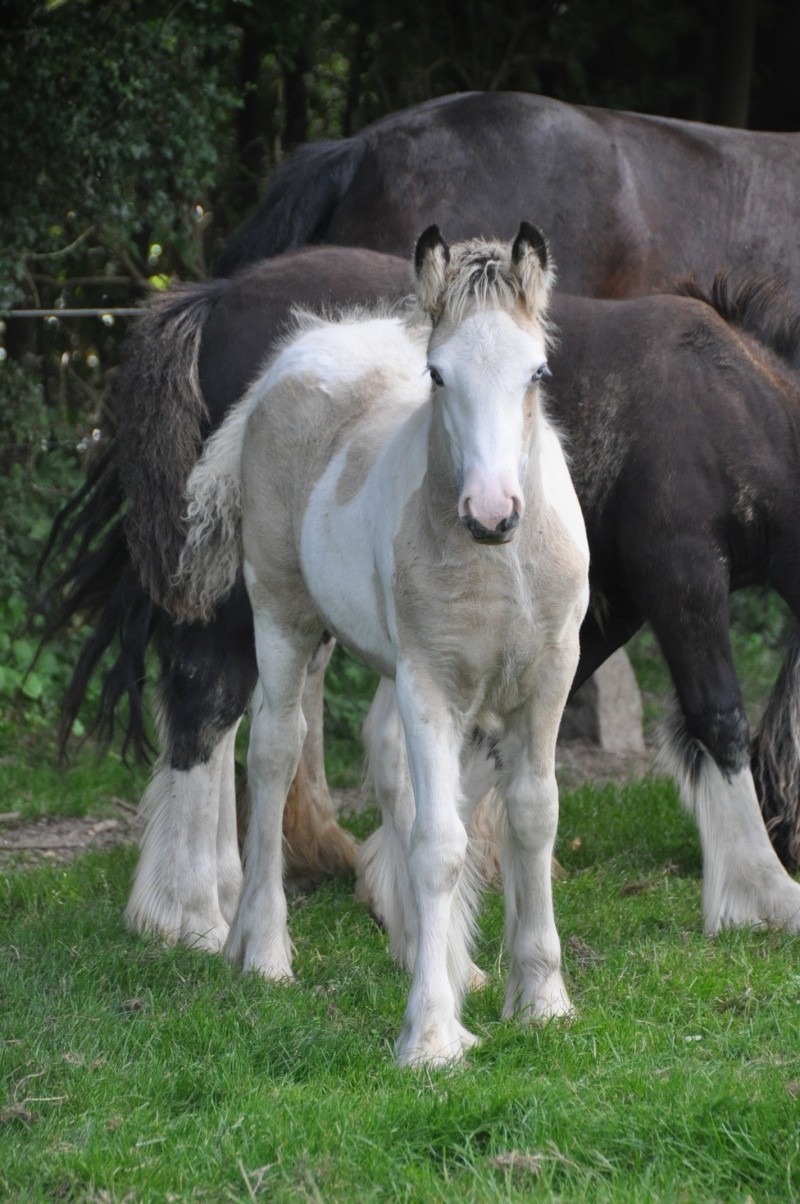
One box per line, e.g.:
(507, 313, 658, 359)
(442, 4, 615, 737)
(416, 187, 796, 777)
(461, 508, 519, 543)
(496, 509, 520, 534)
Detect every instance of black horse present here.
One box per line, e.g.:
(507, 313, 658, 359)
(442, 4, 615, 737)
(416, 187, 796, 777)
(218, 92, 800, 309)
(42, 246, 800, 951)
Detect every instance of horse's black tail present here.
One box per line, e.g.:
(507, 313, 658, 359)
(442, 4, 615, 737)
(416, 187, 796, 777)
(36, 440, 161, 761)
(37, 278, 229, 760)
(115, 278, 230, 615)
(751, 628, 800, 871)
(215, 138, 366, 275)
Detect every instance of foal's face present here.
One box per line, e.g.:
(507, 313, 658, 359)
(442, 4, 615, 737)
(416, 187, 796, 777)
(428, 307, 549, 544)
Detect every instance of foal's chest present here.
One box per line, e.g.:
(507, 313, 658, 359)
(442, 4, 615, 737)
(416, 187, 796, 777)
(394, 513, 584, 715)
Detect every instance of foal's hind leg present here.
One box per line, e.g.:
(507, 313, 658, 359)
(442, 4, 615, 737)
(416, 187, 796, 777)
(357, 679, 419, 971)
(358, 680, 495, 992)
(650, 580, 800, 934)
(283, 636, 358, 887)
(225, 615, 317, 979)
(216, 721, 243, 924)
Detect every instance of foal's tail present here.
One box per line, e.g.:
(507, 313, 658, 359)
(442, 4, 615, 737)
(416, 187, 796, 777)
(751, 629, 800, 872)
(215, 138, 365, 275)
(173, 400, 252, 623)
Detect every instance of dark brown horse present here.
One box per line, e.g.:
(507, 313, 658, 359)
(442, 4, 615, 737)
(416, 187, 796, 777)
(42, 246, 800, 952)
(218, 92, 800, 307)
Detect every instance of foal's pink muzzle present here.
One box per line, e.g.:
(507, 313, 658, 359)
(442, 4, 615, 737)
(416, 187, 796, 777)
(458, 484, 524, 544)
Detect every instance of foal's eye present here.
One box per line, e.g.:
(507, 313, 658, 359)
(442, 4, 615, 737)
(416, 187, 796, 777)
(532, 362, 551, 382)
(429, 366, 445, 387)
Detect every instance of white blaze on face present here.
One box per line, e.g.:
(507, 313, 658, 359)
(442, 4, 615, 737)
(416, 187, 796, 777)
(429, 308, 548, 536)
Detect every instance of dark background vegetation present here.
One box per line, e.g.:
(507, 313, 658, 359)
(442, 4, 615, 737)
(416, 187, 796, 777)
(1, 0, 797, 745)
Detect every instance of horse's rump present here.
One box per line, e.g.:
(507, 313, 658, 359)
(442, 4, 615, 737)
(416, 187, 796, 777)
(220, 91, 800, 305)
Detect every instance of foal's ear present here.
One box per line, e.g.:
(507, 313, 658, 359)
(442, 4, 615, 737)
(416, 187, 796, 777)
(414, 225, 450, 317)
(511, 222, 555, 314)
(512, 222, 548, 271)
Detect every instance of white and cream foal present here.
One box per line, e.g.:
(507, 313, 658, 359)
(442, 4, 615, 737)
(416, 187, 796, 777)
(176, 223, 589, 1066)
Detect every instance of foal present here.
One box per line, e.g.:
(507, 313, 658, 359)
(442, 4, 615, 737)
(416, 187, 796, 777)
(175, 225, 589, 1065)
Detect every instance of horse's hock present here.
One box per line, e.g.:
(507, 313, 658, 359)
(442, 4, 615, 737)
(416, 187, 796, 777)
(559, 649, 645, 753)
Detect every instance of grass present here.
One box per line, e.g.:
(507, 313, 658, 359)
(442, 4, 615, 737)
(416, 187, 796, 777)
(2, 778, 800, 1201)
(0, 743, 149, 822)
(2, 566, 797, 1199)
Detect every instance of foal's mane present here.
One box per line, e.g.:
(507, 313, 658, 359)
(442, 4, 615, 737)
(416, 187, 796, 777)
(263, 296, 422, 364)
(676, 272, 800, 369)
(288, 296, 415, 336)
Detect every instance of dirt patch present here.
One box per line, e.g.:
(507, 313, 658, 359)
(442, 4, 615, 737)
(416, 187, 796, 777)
(555, 739, 655, 792)
(0, 802, 143, 869)
(0, 741, 655, 870)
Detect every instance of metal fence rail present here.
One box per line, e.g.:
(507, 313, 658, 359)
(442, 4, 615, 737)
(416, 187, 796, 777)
(2, 308, 142, 319)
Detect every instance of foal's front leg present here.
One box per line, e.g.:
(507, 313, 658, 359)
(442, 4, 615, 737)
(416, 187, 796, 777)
(394, 666, 477, 1068)
(500, 652, 578, 1022)
(225, 615, 315, 979)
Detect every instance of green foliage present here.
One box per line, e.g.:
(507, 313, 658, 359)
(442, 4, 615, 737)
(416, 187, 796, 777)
(323, 646, 380, 787)
(0, 0, 242, 307)
(0, 357, 97, 737)
(2, 782, 799, 1199)
(348, 0, 711, 123)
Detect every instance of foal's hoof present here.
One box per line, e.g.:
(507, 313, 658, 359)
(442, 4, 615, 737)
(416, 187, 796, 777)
(396, 1019, 480, 1069)
(706, 870, 800, 935)
(503, 969, 574, 1023)
(224, 925, 295, 982)
(181, 918, 230, 955)
(467, 962, 489, 992)
(125, 894, 230, 957)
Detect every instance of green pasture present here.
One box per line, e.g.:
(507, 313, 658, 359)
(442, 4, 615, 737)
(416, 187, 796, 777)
(2, 777, 800, 1201)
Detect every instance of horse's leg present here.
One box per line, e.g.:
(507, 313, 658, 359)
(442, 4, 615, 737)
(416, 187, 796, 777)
(499, 641, 578, 1022)
(125, 602, 256, 951)
(224, 614, 317, 979)
(651, 581, 800, 934)
(283, 635, 358, 886)
(393, 666, 477, 1068)
(570, 605, 642, 694)
(750, 565, 800, 870)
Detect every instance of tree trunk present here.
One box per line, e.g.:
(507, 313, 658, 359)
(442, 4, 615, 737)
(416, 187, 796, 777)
(235, 31, 268, 213)
(282, 47, 310, 150)
(709, 0, 757, 128)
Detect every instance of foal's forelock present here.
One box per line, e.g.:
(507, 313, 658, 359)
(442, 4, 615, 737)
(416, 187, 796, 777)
(416, 236, 556, 330)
